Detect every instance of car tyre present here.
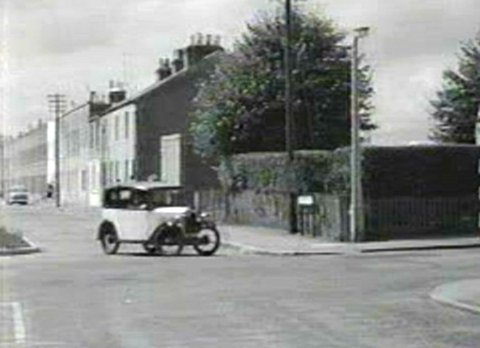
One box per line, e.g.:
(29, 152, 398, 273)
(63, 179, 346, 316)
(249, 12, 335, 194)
(153, 226, 183, 256)
(193, 227, 221, 256)
(100, 224, 120, 255)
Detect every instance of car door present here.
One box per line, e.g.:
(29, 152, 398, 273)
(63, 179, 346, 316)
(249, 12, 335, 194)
(114, 188, 150, 241)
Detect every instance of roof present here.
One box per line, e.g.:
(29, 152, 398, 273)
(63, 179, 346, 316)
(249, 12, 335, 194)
(100, 50, 225, 116)
(104, 181, 182, 191)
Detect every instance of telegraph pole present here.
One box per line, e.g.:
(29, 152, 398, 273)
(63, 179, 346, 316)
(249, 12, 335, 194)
(48, 94, 66, 208)
(350, 27, 369, 242)
(285, 0, 297, 233)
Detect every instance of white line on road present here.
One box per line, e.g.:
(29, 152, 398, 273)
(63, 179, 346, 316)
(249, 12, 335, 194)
(11, 302, 26, 344)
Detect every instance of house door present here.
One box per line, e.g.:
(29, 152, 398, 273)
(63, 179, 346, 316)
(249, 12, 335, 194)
(160, 133, 181, 186)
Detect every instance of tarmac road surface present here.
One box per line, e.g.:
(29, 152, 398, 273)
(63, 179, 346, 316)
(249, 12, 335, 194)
(1, 204, 480, 348)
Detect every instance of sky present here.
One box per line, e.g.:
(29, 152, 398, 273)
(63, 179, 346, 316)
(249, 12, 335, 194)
(1, 0, 479, 144)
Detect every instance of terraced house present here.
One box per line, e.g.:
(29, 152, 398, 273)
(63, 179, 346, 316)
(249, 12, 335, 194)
(2, 120, 56, 202)
(88, 34, 224, 206)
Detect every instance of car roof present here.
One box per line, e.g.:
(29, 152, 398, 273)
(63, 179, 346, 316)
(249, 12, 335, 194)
(104, 181, 182, 191)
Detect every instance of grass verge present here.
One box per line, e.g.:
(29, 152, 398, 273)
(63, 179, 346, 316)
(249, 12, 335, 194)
(0, 226, 29, 249)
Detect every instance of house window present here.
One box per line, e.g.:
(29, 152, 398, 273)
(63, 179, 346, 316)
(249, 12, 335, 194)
(81, 169, 88, 191)
(110, 161, 115, 184)
(115, 116, 119, 141)
(89, 124, 94, 149)
(131, 159, 136, 180)
(115, 161, 119, 182)
(94, 121, 100, 151)
(125, 111, 129, 139)
(124, 160, 129, 181)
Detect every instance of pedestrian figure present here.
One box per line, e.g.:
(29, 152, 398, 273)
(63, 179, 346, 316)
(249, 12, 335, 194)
(46, 184, 54, 199)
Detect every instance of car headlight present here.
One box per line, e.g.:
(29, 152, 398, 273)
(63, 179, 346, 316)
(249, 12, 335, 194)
(168, 215, 183, 227)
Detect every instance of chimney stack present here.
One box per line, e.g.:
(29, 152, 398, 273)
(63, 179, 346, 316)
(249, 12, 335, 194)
(108, 81, 127, 104)
(156, 58, 172, 80)
(172, 49, 185, 73)
(183, 32, 224, 67)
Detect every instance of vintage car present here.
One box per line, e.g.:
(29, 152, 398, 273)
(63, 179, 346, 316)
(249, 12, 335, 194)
(7, 185, 29, 205)
(97, 183, 221, 256)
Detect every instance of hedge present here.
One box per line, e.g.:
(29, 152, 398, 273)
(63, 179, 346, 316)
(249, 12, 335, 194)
(219, 145, 480, 198)
(218, 149, 349, 194)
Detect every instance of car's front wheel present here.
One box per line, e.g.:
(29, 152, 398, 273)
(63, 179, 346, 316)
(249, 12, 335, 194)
(100, 225, 120, 255)
(153, 226, 183, 256)
(193, 227, 221, 256)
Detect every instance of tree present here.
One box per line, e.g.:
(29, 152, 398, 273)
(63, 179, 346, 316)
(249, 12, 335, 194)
(190, 8, 375, 161)
(430, 33, 480, 143)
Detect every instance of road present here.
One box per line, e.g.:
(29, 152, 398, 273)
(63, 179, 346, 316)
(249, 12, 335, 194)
(1, 204, 480, 348)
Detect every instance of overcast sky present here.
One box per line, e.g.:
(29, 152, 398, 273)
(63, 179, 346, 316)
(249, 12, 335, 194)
(1, 0, 479, 144)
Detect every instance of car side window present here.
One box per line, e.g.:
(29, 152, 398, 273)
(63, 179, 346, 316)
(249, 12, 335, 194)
(117, 189, 133, 209)
(150, 189, 169, 208)
(128, 190, 148, 210)
(103, 189, 119, 209)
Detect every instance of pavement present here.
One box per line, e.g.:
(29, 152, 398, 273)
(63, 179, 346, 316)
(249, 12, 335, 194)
(219, 224, 480, 255)
(430, 279, 480, 315)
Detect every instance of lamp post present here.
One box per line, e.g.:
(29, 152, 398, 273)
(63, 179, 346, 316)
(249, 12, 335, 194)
(48, 94, 66, 208)
(350, 26, 369, 242)
(285, 0, 297, 233)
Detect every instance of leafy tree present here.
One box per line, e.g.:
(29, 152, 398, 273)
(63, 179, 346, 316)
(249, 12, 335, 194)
(430, 33, 480, 143)
(190, 8, 375, 161)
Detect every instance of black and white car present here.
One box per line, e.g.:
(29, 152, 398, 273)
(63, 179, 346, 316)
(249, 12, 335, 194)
(97, 182, 221, 256)
(7, 186, 29, 205)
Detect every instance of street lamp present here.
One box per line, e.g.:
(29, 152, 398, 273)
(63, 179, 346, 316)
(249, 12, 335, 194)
(47, 93, 66, 208)
(350, 26, 369, 242)
(284, 0, 297, 233)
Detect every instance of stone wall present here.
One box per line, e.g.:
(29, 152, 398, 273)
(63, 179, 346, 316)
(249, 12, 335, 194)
(195, 189, 349, 241)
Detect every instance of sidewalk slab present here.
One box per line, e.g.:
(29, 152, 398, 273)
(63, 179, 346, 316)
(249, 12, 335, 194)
(358, 238, 480, 253)
(219, 224, 349, 256)
(430, 279, 480, 315)
(219, 224, 480, 256)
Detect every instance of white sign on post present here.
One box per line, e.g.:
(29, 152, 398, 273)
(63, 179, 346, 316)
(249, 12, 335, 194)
(297, 195, 314, 206)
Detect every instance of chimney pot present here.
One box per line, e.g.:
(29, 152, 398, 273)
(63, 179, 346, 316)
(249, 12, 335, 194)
(196, 33, 203, 45)
(156, 57, 172, 80)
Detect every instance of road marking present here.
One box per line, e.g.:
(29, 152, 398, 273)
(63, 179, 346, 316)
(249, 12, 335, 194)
(11, 302, 26, 344)
(0, 302, 26, 344)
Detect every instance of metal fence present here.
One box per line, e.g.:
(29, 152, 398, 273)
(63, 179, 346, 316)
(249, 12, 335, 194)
(365, 196, 479, 240)
(160, 188, 480, 241)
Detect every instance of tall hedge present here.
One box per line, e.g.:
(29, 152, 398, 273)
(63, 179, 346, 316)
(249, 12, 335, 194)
(219, 149, 349, 194)
(220, 145, 480, 198)
(363, 145, 480, 198)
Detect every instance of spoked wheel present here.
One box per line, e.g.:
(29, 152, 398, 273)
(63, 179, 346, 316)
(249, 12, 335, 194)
(153, 226, 184, 256)
(193, 227, 221, 256)
(142, 243, 157, 255)
(100, 225, 120, 255)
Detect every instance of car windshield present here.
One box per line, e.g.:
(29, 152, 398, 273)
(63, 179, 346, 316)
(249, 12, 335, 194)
(9, 187, 27, 193)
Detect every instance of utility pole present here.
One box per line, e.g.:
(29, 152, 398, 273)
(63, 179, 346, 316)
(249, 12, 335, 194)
(350, 27, 369, 242)
(48, 94, 66, 208)
(285, 0, 297, 233)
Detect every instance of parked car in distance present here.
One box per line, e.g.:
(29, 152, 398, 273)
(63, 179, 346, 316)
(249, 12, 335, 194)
(97, 182, 221, 256)
(7, 186, 29, 205)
